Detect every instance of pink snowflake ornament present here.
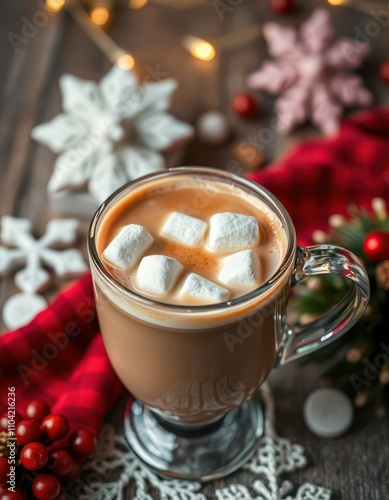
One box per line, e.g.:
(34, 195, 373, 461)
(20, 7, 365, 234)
(248, 9, 372, 135)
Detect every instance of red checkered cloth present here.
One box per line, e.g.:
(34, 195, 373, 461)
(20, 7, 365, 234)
(0, 107, 388, 441)
(249, 107, 389, 245)
(0, 273, 122, 437)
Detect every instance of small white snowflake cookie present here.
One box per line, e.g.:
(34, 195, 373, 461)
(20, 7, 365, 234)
(0, 216, 87, 330)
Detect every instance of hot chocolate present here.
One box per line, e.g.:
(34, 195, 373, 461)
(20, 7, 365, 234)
(97, 176, 286, 305)
(91, 171, 290, 424)
(88, 168, 369, 480)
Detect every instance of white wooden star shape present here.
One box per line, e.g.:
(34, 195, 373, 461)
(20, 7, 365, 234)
(32, 64, 193, 204)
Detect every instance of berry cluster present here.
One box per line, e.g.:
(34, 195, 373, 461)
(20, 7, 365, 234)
(0, 400, 96, 500)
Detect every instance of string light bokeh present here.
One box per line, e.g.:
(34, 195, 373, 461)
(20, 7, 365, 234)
(46, 0, 66, 12)
(43, 0, 387, 71)
(90, 6, 111, 25)
(129, 0, 149, 9)
(182, 36, 216, 62)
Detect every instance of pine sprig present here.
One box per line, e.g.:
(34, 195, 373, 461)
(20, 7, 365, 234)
(291, 198, 389, 417)
(328, 200, 389, 264)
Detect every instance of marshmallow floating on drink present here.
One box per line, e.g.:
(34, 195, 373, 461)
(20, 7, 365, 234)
(162, 212, 207, 246)
(101, 211, 262, 303)
(208, 212, 259, 250)
(181, 273, 229, 303)
(102, 224, 153, 270)
(219, 250, 259, 286)
(137, 255, 183, 294)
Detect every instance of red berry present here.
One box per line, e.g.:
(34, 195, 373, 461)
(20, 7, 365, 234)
(60, 458, 84, 485)
(69, 430, 96, 456)
(362, 230, 389, 262)
(41, 415, 69, 442)
(0, 458, 9, 485)
(379, 61, 389, 85)
(15, 420, 42, 447)
(25, 400, 51, 424)
(0, 412, 22, 432)
(48, 450, 73, 477)
(0, 488, 26, 500)
(32, 474, 60, 500)
(231, 93, 258, 119)
(269, 0, 294, 14)
(20, 442, 48, 471)
(0, 416, 7, 432)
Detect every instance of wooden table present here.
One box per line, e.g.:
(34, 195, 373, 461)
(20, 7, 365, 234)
(1, 0, 388, 498)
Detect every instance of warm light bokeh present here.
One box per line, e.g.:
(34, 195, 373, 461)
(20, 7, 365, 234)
(117, 53, 135, 70)
(129, 0, 149, 9)
(45, 0, 66, 12)
(90, 6, 110, 26)
(182, 37, 216, 62)
(191, 41, 216, 61)
(327, 0, 347, 5)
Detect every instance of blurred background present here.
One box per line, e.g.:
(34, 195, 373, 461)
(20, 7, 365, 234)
(2, 0, 389, 196)
(0, 1, 389, 498)
(1, 0, 389, 315)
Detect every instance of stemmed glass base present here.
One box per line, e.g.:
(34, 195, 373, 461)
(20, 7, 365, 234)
(123, 394, 264, 482)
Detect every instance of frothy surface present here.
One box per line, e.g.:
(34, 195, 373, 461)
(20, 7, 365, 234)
(97, 176, 287, 305)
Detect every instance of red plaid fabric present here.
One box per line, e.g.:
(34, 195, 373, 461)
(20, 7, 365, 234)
(249, 108, 389, 246)
(0, 273, 122, 437)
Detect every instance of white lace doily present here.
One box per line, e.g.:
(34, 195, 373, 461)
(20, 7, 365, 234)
(69, 384, 331, 500)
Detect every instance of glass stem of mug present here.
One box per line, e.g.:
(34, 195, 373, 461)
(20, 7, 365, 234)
(149, 406, 226, 431)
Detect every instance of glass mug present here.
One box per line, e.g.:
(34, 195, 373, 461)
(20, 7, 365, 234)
(88, 167, 369, 481)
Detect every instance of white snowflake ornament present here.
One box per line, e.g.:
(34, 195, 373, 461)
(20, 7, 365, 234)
(32, 65, 193, 205)
(247, 9, 372, 135)
(0, 216, 87, 294)
(1, 216, 88, 330)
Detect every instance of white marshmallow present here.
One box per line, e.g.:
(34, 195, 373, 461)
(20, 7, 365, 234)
(181, 273, 229, 303)
(137, 255, 183, 294)
(219, 250, 259, 286)
(208, 212, 259, 250)
(162, 212, 207, 246)
(102, 224, 153, 270)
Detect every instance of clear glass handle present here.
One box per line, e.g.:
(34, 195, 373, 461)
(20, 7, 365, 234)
(276, 245, 370, 366)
